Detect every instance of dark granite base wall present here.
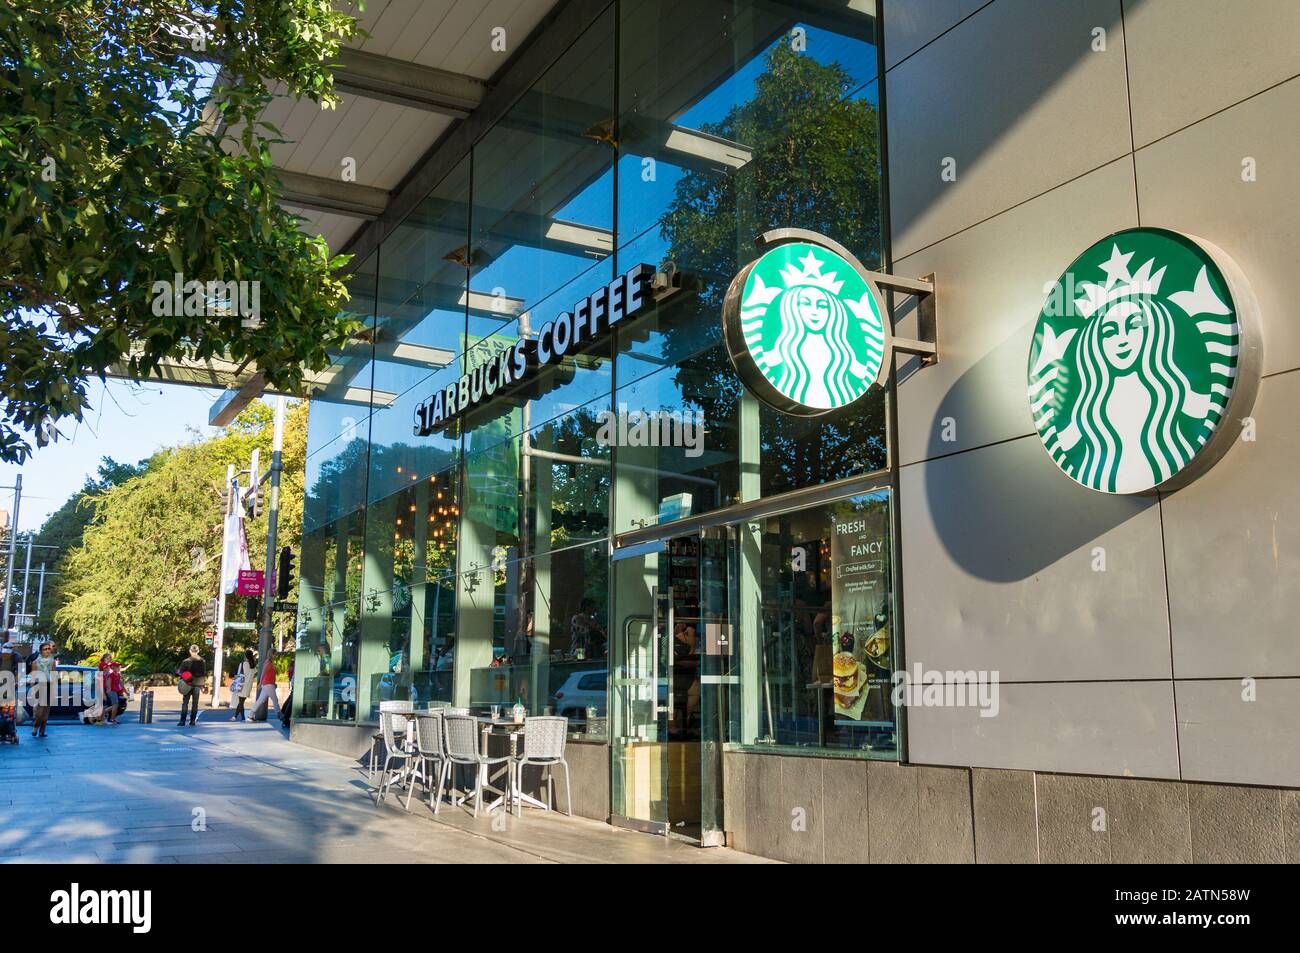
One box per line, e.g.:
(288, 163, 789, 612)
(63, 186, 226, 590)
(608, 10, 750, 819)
(291, 720, 376, 764)
(723, 751, 1300, 864)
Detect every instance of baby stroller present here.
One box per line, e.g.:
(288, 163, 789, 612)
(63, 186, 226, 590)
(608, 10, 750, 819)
(0, 703, 18, 745)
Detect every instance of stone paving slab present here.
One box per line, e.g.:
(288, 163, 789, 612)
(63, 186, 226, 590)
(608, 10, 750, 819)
(0, 712, 773, 864)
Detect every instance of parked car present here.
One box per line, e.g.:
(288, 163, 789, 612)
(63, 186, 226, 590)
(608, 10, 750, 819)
(20, 665, 104, 722)
(551, 669, 609, 720)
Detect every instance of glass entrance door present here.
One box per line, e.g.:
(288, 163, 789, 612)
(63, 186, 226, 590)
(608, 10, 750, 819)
(610, 530, 729, 841)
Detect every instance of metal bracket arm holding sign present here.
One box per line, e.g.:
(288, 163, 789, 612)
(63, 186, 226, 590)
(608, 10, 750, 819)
(755, 227, 939, 368)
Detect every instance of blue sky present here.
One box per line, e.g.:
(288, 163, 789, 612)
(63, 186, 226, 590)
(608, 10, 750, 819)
(0, 380, 222, 534)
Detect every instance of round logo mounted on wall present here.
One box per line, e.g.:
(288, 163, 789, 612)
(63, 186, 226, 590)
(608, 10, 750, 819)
(723, 230, 890, 416)
(1028, 227, 1262, 494)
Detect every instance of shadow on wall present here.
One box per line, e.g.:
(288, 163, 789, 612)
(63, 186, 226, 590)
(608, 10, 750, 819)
(885, 0, 1128, 259)
(907, 349, 1158, 584)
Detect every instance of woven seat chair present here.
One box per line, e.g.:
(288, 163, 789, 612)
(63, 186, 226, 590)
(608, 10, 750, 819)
(511, 716, 571, 817)
(370, 700, 416, 780)
(405, 712, 448, 812)
(374, 711, 415, 806)
(440, 713, 512, 817)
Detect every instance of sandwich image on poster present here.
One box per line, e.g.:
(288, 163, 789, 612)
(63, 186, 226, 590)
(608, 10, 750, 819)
(833, 651, 871, 720)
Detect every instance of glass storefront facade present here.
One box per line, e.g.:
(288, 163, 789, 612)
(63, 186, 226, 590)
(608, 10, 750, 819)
(294, 0, 891, 834)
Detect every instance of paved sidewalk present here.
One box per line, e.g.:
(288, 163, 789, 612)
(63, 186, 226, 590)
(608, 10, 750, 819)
(0, 708, 771, 864)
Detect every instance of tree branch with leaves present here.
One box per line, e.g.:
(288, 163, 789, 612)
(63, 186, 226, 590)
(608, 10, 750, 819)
(0, 1, 366, 463)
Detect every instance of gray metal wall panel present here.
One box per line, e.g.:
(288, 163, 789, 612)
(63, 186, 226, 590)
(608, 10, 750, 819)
(1176, 678, 1300, 788)
(1134, 75, 1300, 378)
(1123, 0, 1300, 147)
(899, 436, 1170, 681)
(887, 0, 1300, 788)
(1161, 371, 1300, 679)
(892, 158, 1138, 466)
(882, 0, 988, 69)
(885, 0, 1130, 259)
(905, 681, 1181, 779)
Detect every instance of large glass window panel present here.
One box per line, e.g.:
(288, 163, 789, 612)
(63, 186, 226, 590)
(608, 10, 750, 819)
(614, 0, 885, 508)
(297, 510, 365, 610)
(467, 6, 615, 342)
(462, 541, 610, 737)
(612, 355, 740, 533)
(728, 490, 898, 756)
(293, 595, 361, 724)
(303, 254, 377, 533)
(618, 0, 880, 264)
(526, 395, 611, 555)
(368, 158, 471, 503)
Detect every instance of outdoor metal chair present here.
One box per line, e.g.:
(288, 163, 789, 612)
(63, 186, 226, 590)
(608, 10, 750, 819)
(374, 711, 415, 807)
(440, 713, 511, 817)
(370, 700, 416, 780)
(511, 716, 571, 817)
(406, 711, 448, 813)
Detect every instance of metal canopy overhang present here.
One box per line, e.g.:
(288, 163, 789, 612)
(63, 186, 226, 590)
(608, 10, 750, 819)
(124, 0, 877, 423)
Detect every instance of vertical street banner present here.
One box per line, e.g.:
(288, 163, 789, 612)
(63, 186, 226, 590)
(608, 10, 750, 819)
(221, 514, 250, 595)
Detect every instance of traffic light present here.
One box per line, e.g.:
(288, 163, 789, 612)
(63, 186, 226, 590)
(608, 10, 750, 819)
(277, 546, 295, 600)
(218, 483, 234, 515)
(200, 599, 217, 626)
(244, 598, 259, 623)
(246, 483, 264, 518)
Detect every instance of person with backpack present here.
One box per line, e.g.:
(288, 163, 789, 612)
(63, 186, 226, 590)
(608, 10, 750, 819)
(176, 645, 206, 727)
(229, 649, 256, 721)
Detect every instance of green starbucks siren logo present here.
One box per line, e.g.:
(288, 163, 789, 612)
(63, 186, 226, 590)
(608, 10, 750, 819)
(723, 233, 889, 416)
(1029, 227, 1261, 494)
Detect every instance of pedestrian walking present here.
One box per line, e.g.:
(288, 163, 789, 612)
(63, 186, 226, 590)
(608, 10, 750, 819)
(229, 649, 256, 721)
(279, 651, 295, 730)
(30, 641, 56, 738)
(176, 645, 206, 727)
(251, 649, 280, 722)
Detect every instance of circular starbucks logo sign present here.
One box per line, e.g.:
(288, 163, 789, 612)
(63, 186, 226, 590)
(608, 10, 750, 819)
(1029, 227, 1261, 494)
(723, 232, 889, 416)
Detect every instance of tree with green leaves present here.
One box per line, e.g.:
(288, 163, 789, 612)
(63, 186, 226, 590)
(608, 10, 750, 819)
(0, 1, 364, 464)
(20, 454, 153, 635)
(659, 40, 887, 492)
(53, 400, 306, 672)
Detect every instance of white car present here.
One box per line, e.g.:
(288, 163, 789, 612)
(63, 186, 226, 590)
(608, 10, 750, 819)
(550, 669, 608, 719)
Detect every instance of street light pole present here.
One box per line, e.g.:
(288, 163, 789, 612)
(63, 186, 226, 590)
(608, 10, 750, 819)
(257, 397, 286, 693)
(2, 473, 21, 637)
(19, 530, 33, 633)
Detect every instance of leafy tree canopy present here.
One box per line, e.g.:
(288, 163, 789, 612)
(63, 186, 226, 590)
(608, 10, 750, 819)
(21, 453, 152, 633)
(659, 41, 887, 492)
(0, 1, 365, 464)
(53, 399, 307, 670)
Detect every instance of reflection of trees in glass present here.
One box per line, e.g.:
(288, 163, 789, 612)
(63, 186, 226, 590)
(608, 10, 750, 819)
(308, 437, 460, 586)
(534, 406, 610, 548)
(658, 42, 886, 490)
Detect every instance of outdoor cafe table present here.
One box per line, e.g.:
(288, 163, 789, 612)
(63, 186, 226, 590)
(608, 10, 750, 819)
(476, 717, 549, 813)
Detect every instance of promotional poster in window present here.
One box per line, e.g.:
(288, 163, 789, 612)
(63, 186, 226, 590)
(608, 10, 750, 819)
(828, 500, 892, 723)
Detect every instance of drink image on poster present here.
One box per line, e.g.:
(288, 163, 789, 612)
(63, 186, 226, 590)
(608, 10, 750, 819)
(828, 502, 891, 722)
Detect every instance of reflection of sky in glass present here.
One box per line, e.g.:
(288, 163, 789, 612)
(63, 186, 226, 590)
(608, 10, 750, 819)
(471, 25, 875, 311)
(367, 16, 879, 431)
(619, 26, 877, 264)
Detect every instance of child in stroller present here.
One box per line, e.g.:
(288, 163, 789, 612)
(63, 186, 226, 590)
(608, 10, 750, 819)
(0, 702, 18, 745)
